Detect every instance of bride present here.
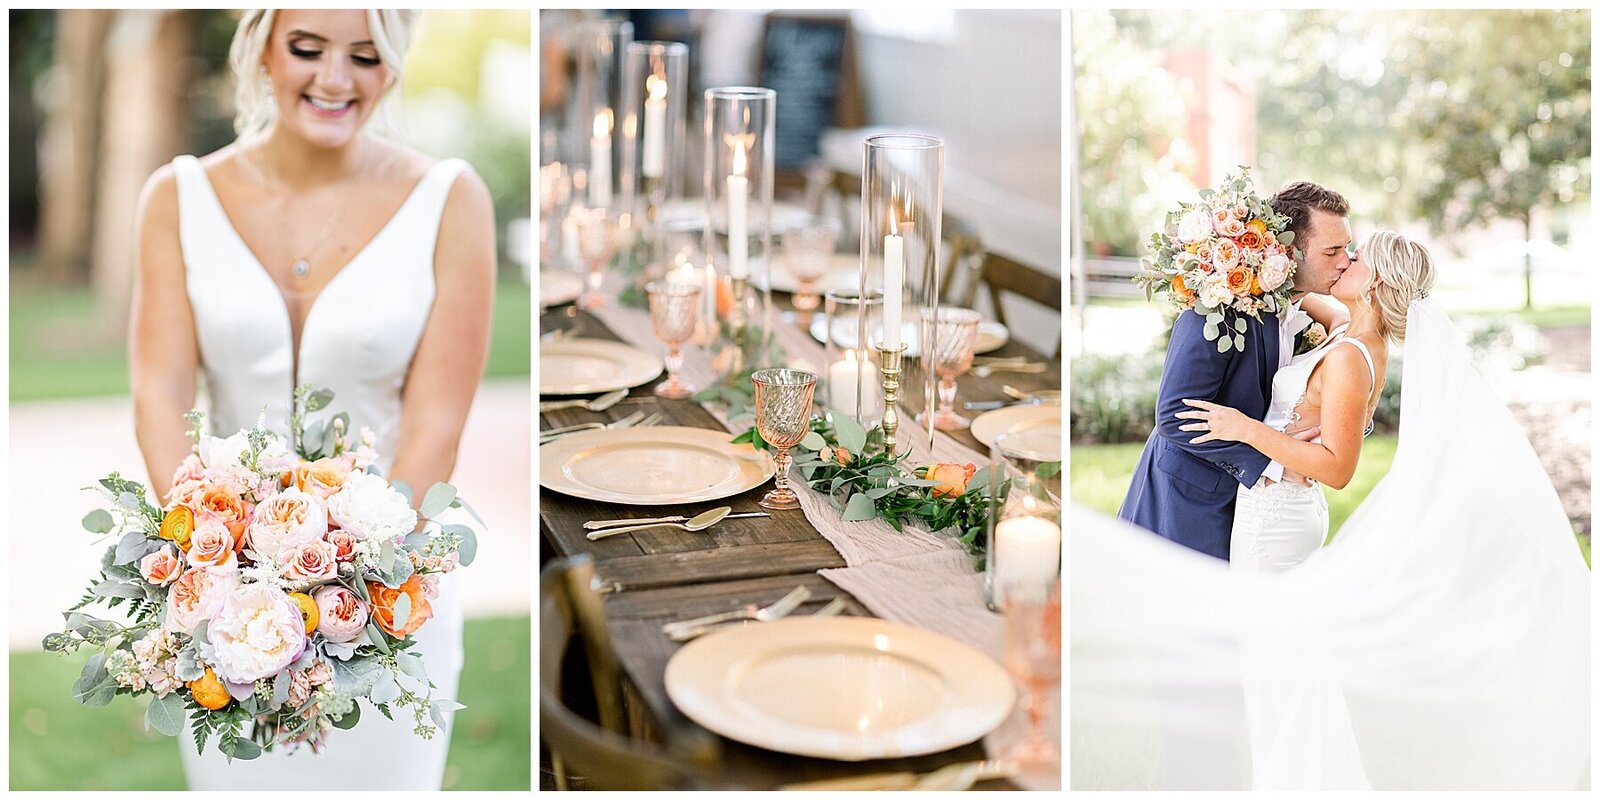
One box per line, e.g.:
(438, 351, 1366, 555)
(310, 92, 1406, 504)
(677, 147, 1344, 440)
(1071, 232, 1590, 790)
(128, 9, 495, 790)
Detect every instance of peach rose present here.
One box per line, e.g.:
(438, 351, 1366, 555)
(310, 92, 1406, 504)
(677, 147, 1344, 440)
(185, 519, 237, 570)
(245, 488, 328, 561)
(923, 462, 979, 499)
(281, 540, 338, 586)
(294, 457, 354, 500)
(1216, 217, 1246, 238)
(198, 484, 250, 541)
(1226, 267, 1253, 296)
(1172, 273, 1196, 303)
(366, 575, 434, 638)
(1213, 238, 1241, 271)
(164, 566, 239, 634)
(140, 546, 184, 586)
(310, 585, 369, 643)
(326, 530, 360, 563)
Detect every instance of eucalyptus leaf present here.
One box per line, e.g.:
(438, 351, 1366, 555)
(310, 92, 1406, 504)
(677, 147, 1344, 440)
(145, 692, 185, 736)
(395, 651, 428, 683)
(221, 736, 263, 761)
(116, 492, 140, 510)
(306, 388, 335, 412)
(832, 414, 868, 455)
(113, 532, 154, 566)
(799, 431, 827, 450)
(72, 653, 114, 706)
(390, 593, 412, 632)
(93, 581, 145, 600)
(841, 492, 878, 522)
(82, 509, 115, 534)
(391, 480, 414, 505)
(1235, 317, 1249, 333)
(1218, 336, 1233, 354)
(419, 483, 457, 519)
(1206, 312, 1224, 324)
(451, 496, 487, 528)
(1278, 230, 1295, 244)
(370, 675, 401, 705)
(1203, 322, 1219, 340)
(365, 623, 391, 655)
(1235, 334, 1246, 351)
(271, 668, 292, 707)
(444, 523, 478, 567)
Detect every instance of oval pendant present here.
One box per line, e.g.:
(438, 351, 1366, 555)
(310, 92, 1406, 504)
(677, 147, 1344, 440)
(292, 258, 310, 278)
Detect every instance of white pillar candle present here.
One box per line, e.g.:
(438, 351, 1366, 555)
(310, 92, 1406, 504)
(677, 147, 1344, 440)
(727, 138, 750, 279)
(882, 230, 904, 348)
(561, 210, 581, 268)
(994, 515, 1062, 596)
(589, 109, 613, 209)
(829, 350, 881, 418)
(642, 74, 667, 179)
(702, 263, 720, 340)
(668, 259, 700, 286)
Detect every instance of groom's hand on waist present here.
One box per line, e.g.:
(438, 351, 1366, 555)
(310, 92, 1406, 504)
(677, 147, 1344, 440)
(1263, 426, 1320, 486)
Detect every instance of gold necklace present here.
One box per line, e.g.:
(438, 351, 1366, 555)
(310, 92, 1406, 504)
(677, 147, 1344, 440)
(252, 141, 372, 280)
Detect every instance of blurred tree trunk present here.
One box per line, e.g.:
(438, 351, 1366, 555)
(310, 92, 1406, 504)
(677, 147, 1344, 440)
(92, 10, 190, 328)
(38, 10, 111, 285)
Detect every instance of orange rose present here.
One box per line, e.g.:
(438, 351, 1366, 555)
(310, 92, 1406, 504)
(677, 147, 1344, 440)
(293, 457, 353, 500)
(198, 485, 250, 545)
(1172, 274, 1196, 303)
(1226, 267, 1253, 296)
(1238, 230, 1263, 250)
(715, 274, 734, 319)
(833, 447, 853, 467)
(923, 463, 978, 498)
(365, 575, 434, 638)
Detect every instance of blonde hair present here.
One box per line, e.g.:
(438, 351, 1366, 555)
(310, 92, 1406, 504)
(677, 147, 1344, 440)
(228, 9, 418, 141)
(1361, 230, 1437, 344)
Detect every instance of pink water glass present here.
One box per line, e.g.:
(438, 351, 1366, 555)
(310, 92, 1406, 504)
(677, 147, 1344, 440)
(751, 368, 817, 510)
(646, 280, 702, 399)
(574, 207, 621, 309)
(780, 215, 841, 315)
(917, 306, 983, 431)
(1003, 579, 1062, 776)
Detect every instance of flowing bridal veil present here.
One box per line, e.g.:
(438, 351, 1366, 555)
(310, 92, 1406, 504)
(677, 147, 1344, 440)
(1071, 299, 1590, 790)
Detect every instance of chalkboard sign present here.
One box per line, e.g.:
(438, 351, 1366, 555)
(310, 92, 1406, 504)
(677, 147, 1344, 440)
(758, 14, 863, 171)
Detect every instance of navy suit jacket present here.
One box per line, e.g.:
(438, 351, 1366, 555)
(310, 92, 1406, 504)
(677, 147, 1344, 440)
(1118, 309, 1279, 560)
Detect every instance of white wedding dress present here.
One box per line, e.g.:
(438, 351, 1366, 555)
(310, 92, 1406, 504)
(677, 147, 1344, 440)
(1230, 329, 1376, 573)
(1072, 300, 1590, 790)
(169, 154, 472, 789)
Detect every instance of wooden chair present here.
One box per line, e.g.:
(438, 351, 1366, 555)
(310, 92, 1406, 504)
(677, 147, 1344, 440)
(980, 250, 1063, 357)
(539, 556, 720, 790)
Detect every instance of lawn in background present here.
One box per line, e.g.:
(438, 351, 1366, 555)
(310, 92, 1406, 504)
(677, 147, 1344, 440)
(9, 278, 531, 402)
(1071, 436, 1399, 544)
(8, 615, 531, 790)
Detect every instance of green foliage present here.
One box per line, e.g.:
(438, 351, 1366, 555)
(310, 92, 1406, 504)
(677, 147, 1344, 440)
(1070, 350, 1165, 444)
(11, 616, 533, 790)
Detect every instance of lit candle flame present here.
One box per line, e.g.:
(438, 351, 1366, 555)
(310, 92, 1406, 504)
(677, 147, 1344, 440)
(646, 73, 667, 101)
(593, 108, 612, 138)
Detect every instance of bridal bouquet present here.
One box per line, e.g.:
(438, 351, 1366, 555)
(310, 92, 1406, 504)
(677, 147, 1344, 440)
(1134, 168, 1298, 354)
(43, 386, 479, 761)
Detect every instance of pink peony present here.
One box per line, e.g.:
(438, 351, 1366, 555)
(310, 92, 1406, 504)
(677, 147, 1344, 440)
(311, 585, 368, 643)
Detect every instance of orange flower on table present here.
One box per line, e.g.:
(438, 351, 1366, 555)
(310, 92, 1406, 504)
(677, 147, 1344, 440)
(921, 462, 978, 498)
(366, 575, 434, 638)
(1226, 267, 1253, 296)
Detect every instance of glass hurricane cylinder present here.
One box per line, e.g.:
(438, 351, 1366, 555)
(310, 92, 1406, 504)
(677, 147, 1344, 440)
(821, 288, 885, 426)
(703, 87, 776, 383)
(984, 431, 1063, 611)
(619, 41, 688, 280)
(571, 18, 632, 212)
(859, 134, 943, 454)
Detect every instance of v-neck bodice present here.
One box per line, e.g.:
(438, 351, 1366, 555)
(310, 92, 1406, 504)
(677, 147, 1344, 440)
(171, 154, 468, 465)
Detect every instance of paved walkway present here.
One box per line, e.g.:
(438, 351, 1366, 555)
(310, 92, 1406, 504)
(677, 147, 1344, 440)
(8, 380, 530, 649)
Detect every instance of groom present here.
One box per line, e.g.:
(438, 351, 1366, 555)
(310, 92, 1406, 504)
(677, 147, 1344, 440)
(1118, 181, 1354, 559)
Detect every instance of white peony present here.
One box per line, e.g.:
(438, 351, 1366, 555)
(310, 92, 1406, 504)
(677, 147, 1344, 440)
(245, 487, 329, 560)
(200, 432, 251, 475)
(1259, 253, 1293, 291)
(327, 471, 417, 542)
(1176, 209, 1213, 244)
(1199, 274, 1235, 310)
(205, 583, 307, 684)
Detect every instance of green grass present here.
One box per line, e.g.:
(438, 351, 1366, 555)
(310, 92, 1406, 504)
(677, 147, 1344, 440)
(1072, 437, 1399, 542)
(1457, 303, 1590, 329)
(9, 615, 531, 790)
(9, 278, 531, 403)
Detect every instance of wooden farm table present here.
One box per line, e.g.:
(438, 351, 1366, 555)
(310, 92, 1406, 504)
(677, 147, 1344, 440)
(538, 301, 1060, 789)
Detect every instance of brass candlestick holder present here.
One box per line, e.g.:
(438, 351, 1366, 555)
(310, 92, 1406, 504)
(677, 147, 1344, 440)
(875, 343, 907, 454)
(721, 274, 750, 381)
